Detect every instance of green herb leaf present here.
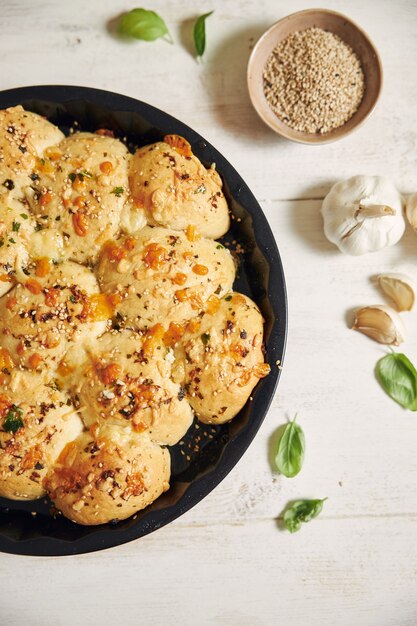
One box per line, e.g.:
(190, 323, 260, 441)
(20, 213, 28, 220)
(376, 352, 417, 410)
(224, 295, 232, 301)
(3, 404, 24, 433)
(193, 11, 213, 58)
(194, 184, 206, 194)
(275, 414, 305, 478)
(201, 332, 210, 345)
(46, 379, 62, 392)
(284, 498, 327, 533)
(8, 238, 16, 244)
(118, 8, 172, 43)
(69, 171, 93, 183)
(12, 221, 21, 232)
(111, 186, 124, 197)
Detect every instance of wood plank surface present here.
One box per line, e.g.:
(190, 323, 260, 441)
(0, 1, 417, 624)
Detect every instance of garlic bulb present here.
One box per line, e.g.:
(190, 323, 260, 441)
(352, 304, 405, 345)
(376, 273, 415, 311)
(321, 175, 405, 255)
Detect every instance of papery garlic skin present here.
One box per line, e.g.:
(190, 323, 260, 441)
(376, 273, 415, 312)
(352, 304, 405, 345)
(322, 176, 405, 255)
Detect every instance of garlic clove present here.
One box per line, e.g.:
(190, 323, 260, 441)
(352, 305, 405, 345)
(376, 273, 415, 312)
(406, 192, 417, 231)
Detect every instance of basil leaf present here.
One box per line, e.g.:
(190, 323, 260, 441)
(193, 11, 213, 58)
(376, 352, 417, 410)
(119, 8, 172, 43)
(284, 498, 327, 534)
(275, 414, 305, 478)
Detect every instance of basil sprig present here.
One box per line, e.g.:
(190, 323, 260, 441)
(376, 352, 417, 410)
(274, 414, 305, 478)
(193, 11, 213, 58)
(284, 498, 327, 533)
(119, 8, 172, 43)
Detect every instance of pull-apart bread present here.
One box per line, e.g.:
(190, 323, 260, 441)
(0, 106, 270, 525)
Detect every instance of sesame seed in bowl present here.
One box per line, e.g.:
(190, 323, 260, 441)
(247, 9, 382, 144)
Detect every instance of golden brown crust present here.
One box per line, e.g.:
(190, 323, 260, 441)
(129, 139, 230, 239)
(44, 426, 170, 525)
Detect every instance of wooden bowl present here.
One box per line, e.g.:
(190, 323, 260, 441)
(247, 9, 382, 144)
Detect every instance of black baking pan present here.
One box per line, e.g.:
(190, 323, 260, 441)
(0, 85, 287, 556)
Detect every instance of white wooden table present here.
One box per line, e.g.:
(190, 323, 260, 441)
(1, 1, 417, 624)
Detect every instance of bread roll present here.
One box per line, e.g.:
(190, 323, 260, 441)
(45, 426, 170, 525)
(0, 106, 65, 296)
(97, 226, 235, 328)
(24, 132, 131, 263)
(172, 293, 270, 423)
(0, 105, 64, 181)
(0, 261, 108, 372)
(129, 136, 230, 239)
(75, 330, 193, 445)
(0, 370, 83, 500)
